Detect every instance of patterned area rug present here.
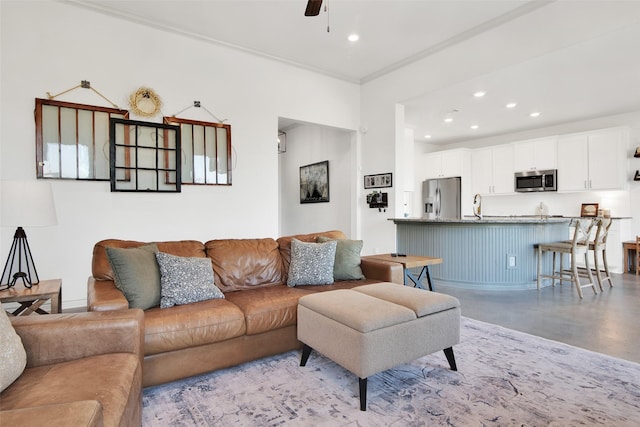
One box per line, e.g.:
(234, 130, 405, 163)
(143, 318, 640, 426)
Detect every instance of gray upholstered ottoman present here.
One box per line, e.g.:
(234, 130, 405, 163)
(297, 282, 460, 411)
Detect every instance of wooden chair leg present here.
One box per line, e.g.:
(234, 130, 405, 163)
(584, 252, 597, 295)
(602, 249, 613, 287)
(593, 248, 604, 291)
(571, 252, 583, 299)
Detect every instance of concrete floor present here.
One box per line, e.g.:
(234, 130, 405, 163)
(435, 272, 640, 363)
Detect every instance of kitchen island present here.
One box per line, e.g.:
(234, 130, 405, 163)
(391, 216, 573, 290)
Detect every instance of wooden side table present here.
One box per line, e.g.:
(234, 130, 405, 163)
(364, 254, 443, 291)
(0, 278, 62, 316)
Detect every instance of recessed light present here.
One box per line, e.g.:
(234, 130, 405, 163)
(348, 34, 359, 42)
(424, 134, 432, 139)
(506, 102, 517, 108)
(470, 125, 479, 130)
(473, 91, 486, 98)
(444, 117, 453, 123)
(530, 112, 541, 117)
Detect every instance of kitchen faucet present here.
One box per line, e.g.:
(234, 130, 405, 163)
(473, 193, 482, 219)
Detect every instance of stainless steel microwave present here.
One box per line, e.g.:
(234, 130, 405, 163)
(514, 169, 557, 192)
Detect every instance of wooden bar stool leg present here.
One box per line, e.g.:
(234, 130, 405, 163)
(584, 252, 597, 295)
(552, 252, 557, 286)
(593, 248, 604, 292)
(571, 251, 583, 299)
(537, 245, 542, 290)
(602, 248, 613, 287)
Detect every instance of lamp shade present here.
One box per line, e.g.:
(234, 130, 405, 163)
(1, 180, 57, 227)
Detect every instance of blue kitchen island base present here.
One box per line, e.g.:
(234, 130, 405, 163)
(393, 217, 572, 291)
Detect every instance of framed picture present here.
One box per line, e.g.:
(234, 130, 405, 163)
(364, 173, 393, 189)
(300, 160, 329, 203)
(580, 203, 599, 217)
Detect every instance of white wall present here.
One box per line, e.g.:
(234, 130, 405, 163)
(0, 1, 359, 308)
(278, 123, 355, 237)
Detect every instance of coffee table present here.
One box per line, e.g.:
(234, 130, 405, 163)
(0, 278, 62, 316)
(364, 254, 442, 291)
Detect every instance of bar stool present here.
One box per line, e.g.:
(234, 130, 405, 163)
(536, 218, 597, 299)
(588, 218, 613, 290)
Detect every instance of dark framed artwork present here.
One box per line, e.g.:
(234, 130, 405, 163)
(580, 203, 599, 217)
(300, 160, 329, 203)
(364, 173, 393, 189)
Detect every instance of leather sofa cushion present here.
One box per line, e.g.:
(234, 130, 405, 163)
(277, 230, 346, 275)
(0, 401, 103, 427)
(224, 285, 314, 335)
(295, 278, 382, 293)
(143, 298, 246, 355)
(0, 353, 140, 427)
(93, 239, 206, 281)
(205, 238, 285, 292)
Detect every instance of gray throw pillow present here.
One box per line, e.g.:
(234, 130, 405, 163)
(106, 243, 161, 310)
(317, 236, 365, 280)
(155, 252, 224, 308)
(0, 302, 27, 392)
(287, 238, 337, 287)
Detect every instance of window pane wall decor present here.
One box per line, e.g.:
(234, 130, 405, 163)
(35, 98, 129, 180)
(109, 118, 181, 192)
(163, 116, 232, 185)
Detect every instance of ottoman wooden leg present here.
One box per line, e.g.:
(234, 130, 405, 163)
(359, 378, 367, 411)
(300, 344, 313, 366)
(443, 347, 457, 371)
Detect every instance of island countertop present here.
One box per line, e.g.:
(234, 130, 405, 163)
(390, 216, 572, 224)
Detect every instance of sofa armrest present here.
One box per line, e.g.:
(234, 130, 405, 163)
(360, 258, 404, 284)
(10, 309, 144, 368)
(87, 277, 129, 311)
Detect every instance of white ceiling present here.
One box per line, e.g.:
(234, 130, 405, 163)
(68, 0, 640, 145)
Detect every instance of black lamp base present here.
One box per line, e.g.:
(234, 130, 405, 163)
(1, 227, 40, 290)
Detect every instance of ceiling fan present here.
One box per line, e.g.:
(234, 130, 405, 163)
(305, 0, 323, 16)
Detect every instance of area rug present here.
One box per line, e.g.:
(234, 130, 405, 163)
(142, 317, 640, 426)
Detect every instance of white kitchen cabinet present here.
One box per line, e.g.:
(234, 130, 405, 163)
(471, 144, 514, 195)
(513, 137, 557, 172)
(423, 149, 469, 179)
(557, 127, 627, 191)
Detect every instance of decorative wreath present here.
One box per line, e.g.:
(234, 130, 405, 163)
(129, 87, 162, 117)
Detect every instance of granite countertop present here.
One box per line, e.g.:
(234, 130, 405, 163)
(390, 216, 573, 224)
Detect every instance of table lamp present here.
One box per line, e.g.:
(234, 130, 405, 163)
(1, 180, 57, 289)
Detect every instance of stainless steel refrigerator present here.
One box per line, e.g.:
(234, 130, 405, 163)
(422, 177, 461, 219)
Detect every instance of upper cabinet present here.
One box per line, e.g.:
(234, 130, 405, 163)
(512, 137, 557, 172)
(423, 149, 469, 179)
(557, 127, 627, 191)
(471, 144, 514, 195)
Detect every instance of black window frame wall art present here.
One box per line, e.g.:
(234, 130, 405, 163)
(300, 160, 329, 204)
(109, 118, 181, 192)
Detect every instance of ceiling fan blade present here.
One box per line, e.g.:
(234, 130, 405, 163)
(305, 0, 323, 16)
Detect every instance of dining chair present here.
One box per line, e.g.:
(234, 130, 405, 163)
(536, 218, 597, 299)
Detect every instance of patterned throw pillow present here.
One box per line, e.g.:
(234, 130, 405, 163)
(155, 252, 224, 308)
(287, 238, 337, 287)
(106, 243, 161, 310)
(316, 236, 365, 280)
(0, 302, 27, 392)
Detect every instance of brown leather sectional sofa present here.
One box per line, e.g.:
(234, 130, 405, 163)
(88, 230, 403, 387)
(0, 309, 144, 427)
